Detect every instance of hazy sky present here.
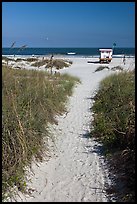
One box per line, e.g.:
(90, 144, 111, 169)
(2, 2, 135, 48)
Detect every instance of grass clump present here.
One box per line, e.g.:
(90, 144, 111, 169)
(95, 65, 124, 73)
(111, 66, 123, 71)
(2, 66, 80, 200)
(25, 57, 38, 62)
(2, 56, 8, 61)
(45, 59, 72, 70)
(31, 58, 72, 70)
(95, 66, 109, 72)
(31, 59, 50, 67)
(91, 70, 135, 202)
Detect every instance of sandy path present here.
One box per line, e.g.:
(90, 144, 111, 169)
(10, 57, 134, 202)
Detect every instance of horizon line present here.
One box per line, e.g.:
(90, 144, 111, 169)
(2, 47, 135, 48)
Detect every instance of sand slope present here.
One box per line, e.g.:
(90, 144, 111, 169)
(9, 57, 135, 202)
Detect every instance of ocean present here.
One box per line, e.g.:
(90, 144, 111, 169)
(2, 47, 135, 57)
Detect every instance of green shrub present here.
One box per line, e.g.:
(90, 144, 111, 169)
(31, 58, 72, 69)
(2, 66, 80, 200)
(91, 70, 135, 149)
(91, 70, 135, 201)
(31, 59, 49, 67)
(45, 59, 72, 70)
(94, 66, 109, 72)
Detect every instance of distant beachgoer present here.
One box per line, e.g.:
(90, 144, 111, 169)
(123, 55, 126, 65)
(50, 54, 54, 61)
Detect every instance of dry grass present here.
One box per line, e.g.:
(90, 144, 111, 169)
(94, 66, 109, 72)
(31, 58, 73, 69)
(91, 70, 135, 202)
(2, 65, 80, 200)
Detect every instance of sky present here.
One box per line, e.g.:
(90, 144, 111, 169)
(2, 2, 135, 48)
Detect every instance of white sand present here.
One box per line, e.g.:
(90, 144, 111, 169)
(7, 57, 135, 202)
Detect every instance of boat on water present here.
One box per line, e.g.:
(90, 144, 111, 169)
(67, 52, 76, 55)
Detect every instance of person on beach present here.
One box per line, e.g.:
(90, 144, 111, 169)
(49, 54, 54, 74)
(123, 55, 126, 65)
(50, 54, 54, 61)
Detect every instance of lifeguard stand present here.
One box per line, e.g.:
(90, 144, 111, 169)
(99, 49, 113, 63)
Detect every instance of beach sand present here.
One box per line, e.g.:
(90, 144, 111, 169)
(7, 56, 135, 202)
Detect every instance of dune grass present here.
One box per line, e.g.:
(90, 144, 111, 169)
(94, 65, 109, 72)
(94, 65, 124, 72)
(31, 58, 72, 69)
(91, 70, 135, 202)
(45, 59, 72, 70)
(2, 65, 80, 200)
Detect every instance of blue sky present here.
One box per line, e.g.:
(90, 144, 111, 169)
(2, 2, 135, 48)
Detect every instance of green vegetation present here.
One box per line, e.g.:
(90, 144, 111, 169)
(2, 56, 73, 73)
(94, 66, 109, 72)
(25, 57, 38, 62)
(2, 56, 38, 63)
(95, 65, 124, 72)
(111, 66, 123, 71)
(2, 56, 9, 61)
(31, 59, 50, 67)
(2, 65, 80, 200)
(46, 59, 72, 69)
(31, 58, 72, 69)
(91, 70, 135, 202)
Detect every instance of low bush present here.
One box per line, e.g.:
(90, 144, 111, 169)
(91, 70, 135, 201)
(94, 66, 109, 72)
(31, 59, 49, 67)
(45, 59, 72, 70)
(2, 66, 80, 200)
(31, 58, 72, 69)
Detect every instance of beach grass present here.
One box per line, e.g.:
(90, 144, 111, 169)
(94, 65, 109, 72)
(94, 65, 124, 72)
(31, 58, 72, 69)
(2, 65, 80, 200)
(91, 70, 135, 201)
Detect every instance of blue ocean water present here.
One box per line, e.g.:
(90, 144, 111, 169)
(2, 47, 135, 57)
